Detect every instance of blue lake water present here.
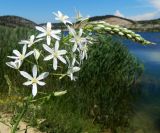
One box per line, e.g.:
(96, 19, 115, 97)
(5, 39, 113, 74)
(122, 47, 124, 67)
(124, 32, 160, 77)
(124, 32, 160, 132)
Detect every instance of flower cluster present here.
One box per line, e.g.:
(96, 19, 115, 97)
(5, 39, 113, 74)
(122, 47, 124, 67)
(6, 11, 91, 97)
(6, 11, 152, 97)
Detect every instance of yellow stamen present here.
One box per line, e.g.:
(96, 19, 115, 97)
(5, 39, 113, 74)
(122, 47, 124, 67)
(32, 78, 38, 83)
(19, 55, 25, 60)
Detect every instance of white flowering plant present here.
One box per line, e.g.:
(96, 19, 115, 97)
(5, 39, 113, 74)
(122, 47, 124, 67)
(6, 11, 153, 132)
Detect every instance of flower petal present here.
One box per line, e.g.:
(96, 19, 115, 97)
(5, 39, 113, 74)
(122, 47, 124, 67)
(37, 81, 46, 86)
(7, 56, 18, 59)
(58, 11, 63, 16)
(22, 44, 27, 55)
(25, 51, 34, 58)
(55, 17, 60, 21)
(70, 38, 75, 43)
(50, 33, 60, 40)
(53, 57, 57, 70)
(44, 55, 53, 61)
(47, 22, 52, 31)
(13, 50, 21, 56)
(32, 65, 37, 78)
(66, 20, 72, 25)
(19, 40, 29, 45)
(23, 81, 32, 86)
(36, 33, 46, 38)
(36, 26, 46, 33)
(32, 83, 37, 97)
(72, 58, 76, 66)
(43, 44, 53, 53)
(37, 72, 49, 80)
(68, 26, 76, 36)
(73, 67, 80, 72)
(52, 29, 61, 34)
(72, 43, 77, 52)
(20, 71, 33, 80)
(34, 38, 43, 43)
(6, 60, 22, 69)
(54, 90, 67, 96)
(53, 12, 58, 16)
(65, 56, 71, 66)
(58, 50, 67, 55)
(47, 36, 51, 45)
(79, 29, 83, 36)
(30, 35, 35, 42)
(58, 56, 66, 64)
(34, 49, 40, 60)
(70, 73, 73, 80)
(55, 41, 59, 51)
(6, 62, 16, 69)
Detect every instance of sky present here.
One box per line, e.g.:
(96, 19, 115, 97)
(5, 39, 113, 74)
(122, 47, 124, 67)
(0, 0, 160, 23)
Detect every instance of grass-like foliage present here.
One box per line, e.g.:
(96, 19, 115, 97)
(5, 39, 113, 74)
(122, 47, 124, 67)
(77, 35, 143, 130)
(29, 35, 143, 132)
(0, 26, 35, 91)
(0, 26, 143, 132)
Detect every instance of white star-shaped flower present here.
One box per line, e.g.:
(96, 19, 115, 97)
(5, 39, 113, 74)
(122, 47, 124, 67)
(78, 44, 88, 60)
(6, 60, 22, 70)
(53, 11, 72, 25)
(69, 27, 87, 52)
(19, 35, 42, 47)
(43, 41, 67, 70)
(66, 57, 80, 81)
(20, 65, 49, 97)
(7, 45, 33, 61)
(36, 22, 61, 45)
(75, 11, 89, 22)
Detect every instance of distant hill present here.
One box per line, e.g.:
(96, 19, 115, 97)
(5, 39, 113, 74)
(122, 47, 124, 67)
(88, 15, 160, 31)
(88, 15, 136, 28)
(0, 15, 160, 31)
(39, 22, 66, 29)
(0, 15, 37, 28)
(138, 18, 160, 24)
(134, 18, 160, 31)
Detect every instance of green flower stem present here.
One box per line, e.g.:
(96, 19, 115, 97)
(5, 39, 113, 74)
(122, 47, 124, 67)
(10, 94, 51, 133)
(26, 59, 34, 65)
(11, 103, 28, 133)
(30, 95, 51, 103)
(11, 96, 32, 133)
(50, 73, 67, 79)
(26, 59, 43, 70)
(50, 73, 65, 76)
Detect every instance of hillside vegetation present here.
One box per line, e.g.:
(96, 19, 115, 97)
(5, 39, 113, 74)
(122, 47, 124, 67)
(0, 15, 37, 28)
(1, 15, 160, 31)
(0, 25, 144, 132)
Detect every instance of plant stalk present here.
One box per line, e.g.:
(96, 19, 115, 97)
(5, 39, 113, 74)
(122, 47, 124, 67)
(11, 101, 28, 133)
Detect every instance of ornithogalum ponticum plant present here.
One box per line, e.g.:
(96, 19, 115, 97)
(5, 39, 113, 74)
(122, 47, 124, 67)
(6, 11, 153, 133)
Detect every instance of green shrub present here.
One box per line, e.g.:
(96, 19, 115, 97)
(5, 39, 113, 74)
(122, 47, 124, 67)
(76, 35, 143, 130)
(0, 26, 143, 132)
(34, 35, 143, 132)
